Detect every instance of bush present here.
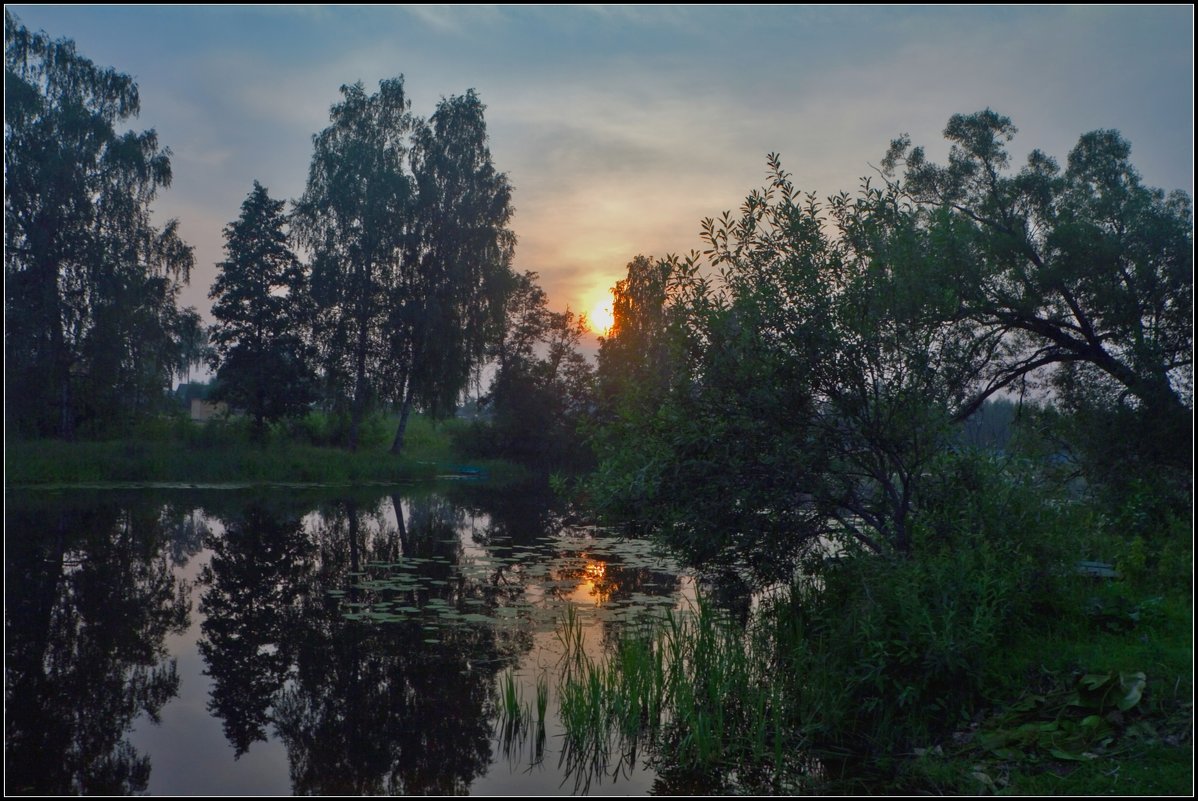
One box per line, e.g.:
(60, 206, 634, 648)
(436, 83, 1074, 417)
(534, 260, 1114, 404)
(283, 409, 389, 448)
(773, 453, 1095, 756)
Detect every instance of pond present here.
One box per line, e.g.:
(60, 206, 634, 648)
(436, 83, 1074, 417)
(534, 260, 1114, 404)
(5, 482, 696, 795)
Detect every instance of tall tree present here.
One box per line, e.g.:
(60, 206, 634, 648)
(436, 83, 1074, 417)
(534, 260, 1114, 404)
(596, 254, 679, 418)
(592, 116, 1193, 577)
(591, 157, 1000, 575)
(388, 90, 515, 454)
(209, 181, 315, 438)
(4, 10, 194, 438)
(293, 78, 415, 451)
(294, 80, 514, 452)
(882, 110, 1193, 425)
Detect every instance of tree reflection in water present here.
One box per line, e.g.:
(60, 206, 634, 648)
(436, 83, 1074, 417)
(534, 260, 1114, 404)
(198, 492, 526, 794)
(198, 500, 314, 757)
(7, 485, 689, 795)
(5, 499, 190, 794)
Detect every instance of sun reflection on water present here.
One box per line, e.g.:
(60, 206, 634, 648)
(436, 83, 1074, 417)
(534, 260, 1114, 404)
(564, 556, 619, 605)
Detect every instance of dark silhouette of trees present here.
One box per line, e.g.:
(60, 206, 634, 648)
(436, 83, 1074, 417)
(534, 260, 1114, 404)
(388, 90, 515, 453)
(590, 113, 1192, 577)
(5, 499, 190, 794)
(208, 181, 316, 438)
(197, 502, 314, 757)
(294, 79, 514, 452)
(596, 255, 679, 418)
(195, 494, 520, 793)
(4, 10, 195, 438)
(293, 79, 414, 451)
(883, 110, 1192, 430)
(477, 271, 594, 470)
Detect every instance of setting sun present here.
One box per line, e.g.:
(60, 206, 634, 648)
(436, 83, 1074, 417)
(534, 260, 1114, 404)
(587, 297, 614, 336)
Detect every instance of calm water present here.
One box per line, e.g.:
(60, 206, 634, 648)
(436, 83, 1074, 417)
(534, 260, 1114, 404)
(5, 482, 695, 795)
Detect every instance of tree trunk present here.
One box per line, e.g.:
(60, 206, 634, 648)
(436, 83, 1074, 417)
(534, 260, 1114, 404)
(390, 493, 410, 556)
(349, 326, 370, 452)
(389, 390, 415, 455)
(347, 259, 374, 452)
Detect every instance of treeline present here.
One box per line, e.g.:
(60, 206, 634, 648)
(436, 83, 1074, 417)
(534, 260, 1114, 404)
(5, 10, 593, 458)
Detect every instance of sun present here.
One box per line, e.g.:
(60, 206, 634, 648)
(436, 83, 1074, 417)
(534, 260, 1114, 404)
(587, 297, 614, 335)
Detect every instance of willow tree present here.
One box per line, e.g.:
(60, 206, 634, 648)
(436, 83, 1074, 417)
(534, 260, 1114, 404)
(884, 110, 1193, 480)
(883, 110, 1193, 424)
(5, 10, 194, 437)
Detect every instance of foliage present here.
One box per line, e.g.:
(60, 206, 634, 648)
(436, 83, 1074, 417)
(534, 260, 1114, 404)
(591, 158, 991, 574)
(5, 497, 190, 794)
(388, 90, 515, 453)
(590, 113, 1192, 579)
(293, 79, 514, 452)
(5, 10, 196, 438)
(977, 669, 1148, 765)
(883, 109, 1192, 457)
(587, 255, 687, 522)
(596, 254, 681, 417)
(462, 270, 595, 472)
(208, 181, 316, 438)
(560, 451, 1134, 790)
(292, 77, 415, 450)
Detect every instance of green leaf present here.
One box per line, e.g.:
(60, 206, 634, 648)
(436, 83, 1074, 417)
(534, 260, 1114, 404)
(1116, 671, 1146, 711)
(1079, 672, 1115, 691)
(1010, 694, 1045, 713)
(1049, 747, 1087, 761)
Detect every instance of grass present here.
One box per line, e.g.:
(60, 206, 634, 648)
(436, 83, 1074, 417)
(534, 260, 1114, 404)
(6, 413, 525, 486)
(918, 581, 1193, 796)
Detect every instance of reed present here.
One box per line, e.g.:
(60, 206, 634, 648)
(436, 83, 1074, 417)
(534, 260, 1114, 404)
(554, 605, 590, 679)
(535, 672, 549, 728)
(555, 598, 800, 792)
(496, 668, 526, 744)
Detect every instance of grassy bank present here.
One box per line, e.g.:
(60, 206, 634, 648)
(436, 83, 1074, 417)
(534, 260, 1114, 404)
(6, 413, 524, 486)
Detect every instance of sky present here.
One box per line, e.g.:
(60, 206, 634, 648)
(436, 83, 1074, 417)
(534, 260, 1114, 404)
(7, 4, 1195, 334)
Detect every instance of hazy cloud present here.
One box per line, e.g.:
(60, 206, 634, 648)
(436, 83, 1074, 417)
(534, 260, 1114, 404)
(8, 4, 1191, 323)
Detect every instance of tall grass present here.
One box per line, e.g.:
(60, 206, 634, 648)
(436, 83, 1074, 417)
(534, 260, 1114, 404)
(495, 669, 548, 770)
(556, 601, 804, 793)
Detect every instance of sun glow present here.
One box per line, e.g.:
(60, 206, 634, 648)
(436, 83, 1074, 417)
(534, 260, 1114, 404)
(587, 297, 614, 336)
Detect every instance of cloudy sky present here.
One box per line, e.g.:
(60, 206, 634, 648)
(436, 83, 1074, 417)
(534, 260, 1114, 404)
(8, 5, 1194, 331)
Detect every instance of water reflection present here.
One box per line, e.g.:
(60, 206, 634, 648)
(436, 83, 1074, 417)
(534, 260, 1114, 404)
(5, 497, 191, 794)
(5, 484, 691, 795)
(268, 495, 512, 794)
(198, 501, 314, 758)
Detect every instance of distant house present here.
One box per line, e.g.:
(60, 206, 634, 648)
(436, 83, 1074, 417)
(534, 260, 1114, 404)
(190, 399, 230, 422)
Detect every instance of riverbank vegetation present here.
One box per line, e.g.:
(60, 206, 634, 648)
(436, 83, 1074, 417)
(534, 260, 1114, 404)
(558, 450, 1191, 793)
(564, 112, 1192, 792)
(6, 412, 522, 487)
